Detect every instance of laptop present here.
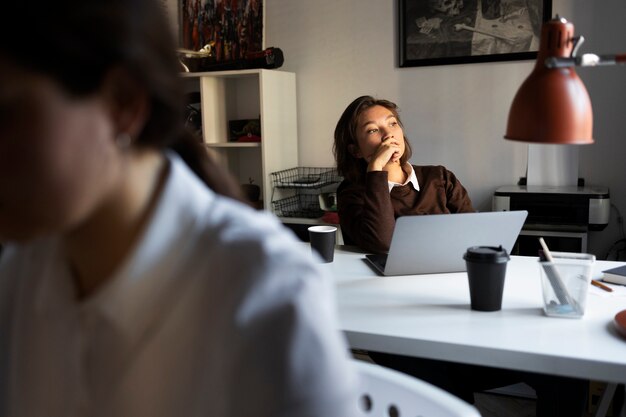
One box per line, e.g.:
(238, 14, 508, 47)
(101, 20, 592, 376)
(365, 210, 528, 276)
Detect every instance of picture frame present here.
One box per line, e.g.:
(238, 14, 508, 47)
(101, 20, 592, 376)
(180, 0, 263, 61)
(399, 0, 552, 67)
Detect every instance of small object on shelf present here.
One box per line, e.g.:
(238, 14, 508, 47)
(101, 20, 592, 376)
(241, 177, 261, 203)
(318, 192, 337, 212)
(184, 92, 202, 137)
(178, 45, 216, 73)
(179, 47, 284, 73)
(229, 119, 261, 142)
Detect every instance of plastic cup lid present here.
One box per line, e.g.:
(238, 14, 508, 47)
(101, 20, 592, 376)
(464, 245, 510, 263)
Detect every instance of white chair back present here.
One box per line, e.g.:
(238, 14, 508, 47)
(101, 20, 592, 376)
(354, 360, 482, 417)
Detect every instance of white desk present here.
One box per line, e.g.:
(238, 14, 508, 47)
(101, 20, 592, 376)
(321, 246, 626, 385)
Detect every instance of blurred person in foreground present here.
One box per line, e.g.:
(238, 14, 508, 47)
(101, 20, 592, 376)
(0, 1, 358, 416)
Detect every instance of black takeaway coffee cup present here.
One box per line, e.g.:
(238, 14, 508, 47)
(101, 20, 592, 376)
(463, 246, 510, 312)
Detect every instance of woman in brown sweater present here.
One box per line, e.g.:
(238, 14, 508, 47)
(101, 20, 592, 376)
(333, 95, 475, 253)
(332, 95, 590, 417)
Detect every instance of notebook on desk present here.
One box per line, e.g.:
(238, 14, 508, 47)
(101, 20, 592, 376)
(365, 210, 528, 276)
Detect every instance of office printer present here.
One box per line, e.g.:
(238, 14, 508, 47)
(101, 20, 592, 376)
(493, 185, 610, 231)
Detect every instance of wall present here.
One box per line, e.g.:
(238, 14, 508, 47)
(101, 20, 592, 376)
(265, 0, 626, 259)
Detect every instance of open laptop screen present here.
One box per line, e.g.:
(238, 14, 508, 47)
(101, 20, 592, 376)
(364, 211, 527, 276)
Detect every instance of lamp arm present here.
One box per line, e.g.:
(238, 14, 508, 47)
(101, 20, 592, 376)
(571, 36, 585, 57)
(546, 53, 626, 68)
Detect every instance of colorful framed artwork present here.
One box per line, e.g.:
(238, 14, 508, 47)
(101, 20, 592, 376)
(180, 0, 263, 61)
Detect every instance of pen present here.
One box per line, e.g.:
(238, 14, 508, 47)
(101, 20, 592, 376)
(591, 279, 613, 293)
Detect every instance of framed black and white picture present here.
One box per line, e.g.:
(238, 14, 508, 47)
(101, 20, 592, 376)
(399, 0, 552, 67)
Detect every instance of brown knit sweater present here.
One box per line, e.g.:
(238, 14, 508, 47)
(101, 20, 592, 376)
(337, 165, 475, 253)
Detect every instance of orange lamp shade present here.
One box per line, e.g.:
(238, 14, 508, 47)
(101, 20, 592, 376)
(505, 17, 594, 144)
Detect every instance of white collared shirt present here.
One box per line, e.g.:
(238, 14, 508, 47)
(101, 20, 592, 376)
(0, 152, 358, 417)
(387, 164, 420, 193)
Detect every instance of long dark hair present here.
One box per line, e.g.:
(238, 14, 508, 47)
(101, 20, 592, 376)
(333, 95, 413, 184)
(0, 0, 242, 200)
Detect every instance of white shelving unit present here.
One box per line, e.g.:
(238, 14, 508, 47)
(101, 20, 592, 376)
(181, 69, 298, 209)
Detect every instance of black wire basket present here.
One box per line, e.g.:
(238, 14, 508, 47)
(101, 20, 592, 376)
(272, 194, 325, 218)
(271, 167, 340, 189)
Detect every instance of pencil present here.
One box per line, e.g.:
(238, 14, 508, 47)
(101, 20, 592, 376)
(591, 279, 613, 292)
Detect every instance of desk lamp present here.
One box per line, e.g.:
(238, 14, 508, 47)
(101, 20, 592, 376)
(505, 16, 593, 144)
(504, 16, 625, 186)
(505, 15, 625, 145)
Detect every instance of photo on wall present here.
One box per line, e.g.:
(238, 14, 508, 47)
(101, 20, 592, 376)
(399, 0, 552, 67)
(180, 0, 263, 62)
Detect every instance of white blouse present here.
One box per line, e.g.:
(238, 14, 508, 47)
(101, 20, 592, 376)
(0, 152, 358, 417)
(387, 164, 420, 192)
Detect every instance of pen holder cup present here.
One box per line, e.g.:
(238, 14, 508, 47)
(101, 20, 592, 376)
(539, 252, 595, 318)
